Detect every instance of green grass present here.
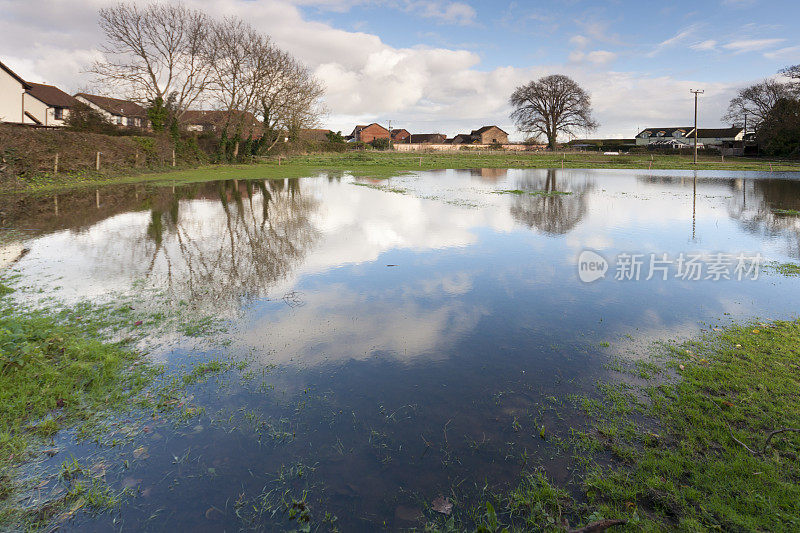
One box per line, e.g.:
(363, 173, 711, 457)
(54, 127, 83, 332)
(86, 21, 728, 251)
(576, 320, 800, 530)
(495, 189, 573, 197)
(766, 261, 800, 277)
(433, 320, 800, 531)
(773, 208, 800, 216)
(0, 304, 155, 471)
(4, 151, 799, 194)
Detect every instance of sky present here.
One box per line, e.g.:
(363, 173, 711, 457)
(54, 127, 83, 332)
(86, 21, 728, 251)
(2, 0, 799, 140)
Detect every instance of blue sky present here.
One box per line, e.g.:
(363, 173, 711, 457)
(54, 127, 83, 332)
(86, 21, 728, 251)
(303, 1, 798, 79)
(2, 0, 798, 139)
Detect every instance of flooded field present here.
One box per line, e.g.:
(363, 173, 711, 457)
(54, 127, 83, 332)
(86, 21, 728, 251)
(2, 168, 800, 531)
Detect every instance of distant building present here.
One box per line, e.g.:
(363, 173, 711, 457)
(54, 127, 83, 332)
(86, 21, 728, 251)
(349, 123, 390, 143)
(74, 93, 148, 128)
(470, 126, 509, 145)
(695, 127, 744, 147)
(636, 126, 744, 148)
(409, 133, 447, 144)
(180, 110, 262, 136)
(448, 133, 474, 145)
(635, 127, 693, 146)
(390, 128, 410, 143)
(299, 128, 333, 142)
(567, 138, 636, 151)
(24, 83, 79, 127)
(447, 126, 509, 145)
(0, 60, 31, 124)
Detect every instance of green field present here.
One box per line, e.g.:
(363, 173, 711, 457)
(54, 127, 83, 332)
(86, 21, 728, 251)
(5, 151, 799, 194)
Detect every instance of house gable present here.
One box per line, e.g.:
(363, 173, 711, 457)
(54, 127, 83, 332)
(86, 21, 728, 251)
(0, 60, 31, 123)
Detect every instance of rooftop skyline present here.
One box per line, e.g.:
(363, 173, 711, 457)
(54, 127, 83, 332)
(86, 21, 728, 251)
(3, 0, 798, 139)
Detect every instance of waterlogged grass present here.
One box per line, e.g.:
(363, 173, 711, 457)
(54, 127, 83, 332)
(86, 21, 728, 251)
(426, 320, 800, 531)
(0, 303, 157, 471)
(766, 261, 800, 277)
(7, 151, 800, 194)
(773, 208, 800, 216)
(495, 189, 573, 197)
(0, 274, 243, 531)
(573, 320, 800, 530)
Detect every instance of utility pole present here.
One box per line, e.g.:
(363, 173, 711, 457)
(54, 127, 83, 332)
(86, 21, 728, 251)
(690, 89, 704, 164)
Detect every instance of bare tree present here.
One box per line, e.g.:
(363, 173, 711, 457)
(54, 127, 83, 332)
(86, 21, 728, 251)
(509, 74, 598, 150)
(255, 51, 325, 151)
(722, 78, 799, 131)
(92, 2, 211, 115)
(204, 17, 272, 155)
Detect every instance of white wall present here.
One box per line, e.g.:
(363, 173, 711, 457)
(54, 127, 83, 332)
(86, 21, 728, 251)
(0, 68, 25, 123)
(23, 94, 48, 124)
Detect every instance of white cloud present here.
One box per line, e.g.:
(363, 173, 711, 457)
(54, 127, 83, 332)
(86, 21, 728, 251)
(648, 24, 702, 57)
(722, 38, 785, 53)
(293, 0, 476, 25)
(690, 40, 718, 52)
(569, 35, 589, 48)
(0, 0, 753, 139)
(764, 45, 800, 60)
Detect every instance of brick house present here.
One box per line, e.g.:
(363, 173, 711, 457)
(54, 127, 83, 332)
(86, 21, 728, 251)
(409, 133, 447, 144)
(470, 126, 509, 145)
(390, 128, 410, 143)
(448, 134, 474, 145)
(350, 123, 390, 143)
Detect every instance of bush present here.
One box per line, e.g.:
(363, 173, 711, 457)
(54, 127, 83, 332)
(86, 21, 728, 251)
(758, 98, 800, 157)
(326, 130, 346, 143)
(370, 137, 392, 150)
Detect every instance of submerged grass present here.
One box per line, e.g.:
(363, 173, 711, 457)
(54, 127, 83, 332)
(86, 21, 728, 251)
(0, 273, 241, 531)
(430, 319, 800, 531)
(0, 300, 156, 471)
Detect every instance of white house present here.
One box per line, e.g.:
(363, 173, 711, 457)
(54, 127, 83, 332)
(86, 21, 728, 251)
(74, 93, 148, 128)
(636, 126, 744, 148)
(635, 126, 694, 146)
(695, 127, 744, 147)
(0, 60, 30, 124)
(24, 83, 78, 127)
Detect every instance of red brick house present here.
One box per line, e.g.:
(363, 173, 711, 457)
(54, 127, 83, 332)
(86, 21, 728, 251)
(350, 123, 390, 143)
(390, 128, 410, 143)
(470, 126, 509, 144)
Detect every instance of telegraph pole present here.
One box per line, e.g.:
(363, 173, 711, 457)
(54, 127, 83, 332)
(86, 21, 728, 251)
(690, 89, 704, 164)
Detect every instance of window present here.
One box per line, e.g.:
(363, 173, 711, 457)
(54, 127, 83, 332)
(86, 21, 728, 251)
(54, 108, 63, 120)
(116, 116, 123, 125)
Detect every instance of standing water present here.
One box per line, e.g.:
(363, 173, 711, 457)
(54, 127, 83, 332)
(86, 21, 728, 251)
(2, 168, 800, 531)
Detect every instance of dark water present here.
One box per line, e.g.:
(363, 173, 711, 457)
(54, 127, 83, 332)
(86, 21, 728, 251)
(3, 168, 800, 531)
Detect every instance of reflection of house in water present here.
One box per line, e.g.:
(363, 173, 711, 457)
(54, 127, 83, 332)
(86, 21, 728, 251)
(509, 169, 593, 235)
(637, 173, 800, 257)
(470, 168, 508, 182)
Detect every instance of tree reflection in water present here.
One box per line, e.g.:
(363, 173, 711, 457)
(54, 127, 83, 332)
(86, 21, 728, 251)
(727, 178, 800, 258)
(138, 178, 319, 312)
(509, 169, 593, 234)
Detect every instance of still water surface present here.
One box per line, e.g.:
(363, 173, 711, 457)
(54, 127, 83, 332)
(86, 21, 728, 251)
(3, 168, 800, 530)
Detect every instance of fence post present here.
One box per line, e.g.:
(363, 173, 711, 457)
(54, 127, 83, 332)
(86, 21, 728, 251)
(54, 153, 59, 174)
(96, 151, 101, 171)
(96, 189, 100, 209)
(172, 149, 176, 167)
(135, 151, 139, 167)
